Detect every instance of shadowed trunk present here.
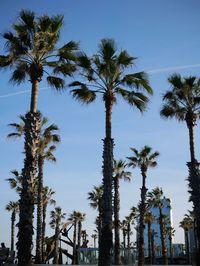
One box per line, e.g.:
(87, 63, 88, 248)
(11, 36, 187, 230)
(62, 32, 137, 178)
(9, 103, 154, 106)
(72, 222, 77, 264)
(78, 221, 82, 248)
(53, 225, 59, 264)
(187, 162, 200, 266)
(17, 111, 41, 266)
(169, 235, 173, 264)
(11, 210, 16, 251)
(99, 96, 113, 266)
(159, 207, 168, 265)
(123, 227, 126, 249)
(98, 198, 103, 248)
(35, 155, 44, 263)
(138, 169, 148, 266)
(114, 177, 122, 265)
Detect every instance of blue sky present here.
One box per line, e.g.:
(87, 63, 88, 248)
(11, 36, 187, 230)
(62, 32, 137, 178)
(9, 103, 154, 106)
(0, 0, 200, 249)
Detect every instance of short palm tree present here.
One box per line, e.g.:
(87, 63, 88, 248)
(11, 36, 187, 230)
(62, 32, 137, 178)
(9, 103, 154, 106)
(160, 74, 200, 262)
(69, 211, 81, 264)
(91, 233, 98, 248)
(113, 159, 131, 265)
(35, 120, 60, 263)
(166, 225, 175, 264)
(127, 145, 159, 266)
(180, 216, 193, 264)
(76, 212, 86, 248)
(42, 187, 56, 262)
(144, 211, 155, 265)
(5, 201, 19, 251)
(88, 185, 103, 246)
(147, 187, 168, 265)
(50, 207, 66, 265)
(69, 38, 153, 266)
(0, 10, 78, 265)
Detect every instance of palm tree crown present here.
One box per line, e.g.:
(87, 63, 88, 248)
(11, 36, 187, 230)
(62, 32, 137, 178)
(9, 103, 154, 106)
(0, 9, 78, 112)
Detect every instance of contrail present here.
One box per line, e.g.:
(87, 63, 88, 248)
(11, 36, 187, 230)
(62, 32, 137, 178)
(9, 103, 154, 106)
(0, 87, 48, 99)
(147, 63, 200, 74)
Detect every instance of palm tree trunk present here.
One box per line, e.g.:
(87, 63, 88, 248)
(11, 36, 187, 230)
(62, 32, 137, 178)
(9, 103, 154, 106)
(123, 228, 126, 249)
(11, 211, 16, 251)
(53, 226, 59, 264)
(72, 222, 77, 265)
(78, 221, 82, 248)
(17, 111, 40, 266)
(42, 204, 47, 262)
(114, 178, 122, 265)
(99, 97, 114, 266)
(148, 223, 152, 265)
(186, 115, 196, 163)
(30, 79, 39, 113)
(159, 207, 168, 265)
(35, 155, 44, 263)
(138, 171, 148, 266)
(185, 230, 190, 264)
(169, 236, 173, 264)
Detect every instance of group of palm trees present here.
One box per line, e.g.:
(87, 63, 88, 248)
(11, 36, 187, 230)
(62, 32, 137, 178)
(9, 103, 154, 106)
(1, 9, 200, 266)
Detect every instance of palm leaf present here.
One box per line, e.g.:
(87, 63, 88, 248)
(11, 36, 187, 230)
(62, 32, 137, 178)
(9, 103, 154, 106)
(47, 76, 65, 90)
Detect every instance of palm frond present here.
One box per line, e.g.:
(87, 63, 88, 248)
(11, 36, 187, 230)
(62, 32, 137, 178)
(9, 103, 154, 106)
(71, 87, 96, 104)
(47, 76, 65, 90)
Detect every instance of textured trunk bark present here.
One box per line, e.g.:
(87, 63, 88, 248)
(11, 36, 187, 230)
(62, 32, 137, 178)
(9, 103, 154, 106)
(42, 204, 47, 262)
(35, 155, 44, 263)
(17, 111, 40, 266)
(78, 221, 82, 248)
(185, 230, 190, 264)
(114, 178, 122, 265)
(30, 79, 39, 113)
(148, 222, 152, 265)
(159, 207, 168, 265)
(123, 229, 126, 249)
(138, 170, 148, 266)
(98, 199, 102, 248)
(99, 96, 113, 266)
(11, 211, 16, 251)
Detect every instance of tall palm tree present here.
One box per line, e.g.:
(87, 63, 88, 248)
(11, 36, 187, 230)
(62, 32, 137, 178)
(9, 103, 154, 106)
(0, 10, 78, 265)
(144, 211, 154, 265)
(69, 39, 153, 266)
(50, 207, 66, 265)
(160, 74, 200, 263)
(113, 159, 131, 265)
(42, 187, 56, 262)
(5, 201, 19, 251)
(148, 187, 168, 265)
(8, 115, 60, 263)
(127, 146, 159, 266)
(88, 185, 103, 246)
(180, 216, 193, 264)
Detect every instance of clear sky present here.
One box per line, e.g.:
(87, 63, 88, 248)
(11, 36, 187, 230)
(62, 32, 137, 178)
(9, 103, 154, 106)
(0, 0, 200, 249)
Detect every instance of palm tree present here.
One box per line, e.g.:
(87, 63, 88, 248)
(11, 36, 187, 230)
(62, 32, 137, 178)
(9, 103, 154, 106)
(0, 10, 78, 265)
(127, 146, 159, 266)
(88, 185, 103, 246)
(6, 170, 23, 195)
(69, 211, 80, 264)
(113, 159, 131, 265)
(121, 219, 128, 249)
(180, 216, 193, 264)
(69, 39, 153, 266)
(42, 187, 56, 262)
(50, 207, 66, 265)
(91, 233, 98, 248)
(5, 201, 19, 251)
(144, 211, 155, 265)
(35, 120, 60, 263)
(160, 74, 200, 262)
(166, 226, 175, 264)
(76, 212, 86, 248)
(148, 187, 168, 265)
